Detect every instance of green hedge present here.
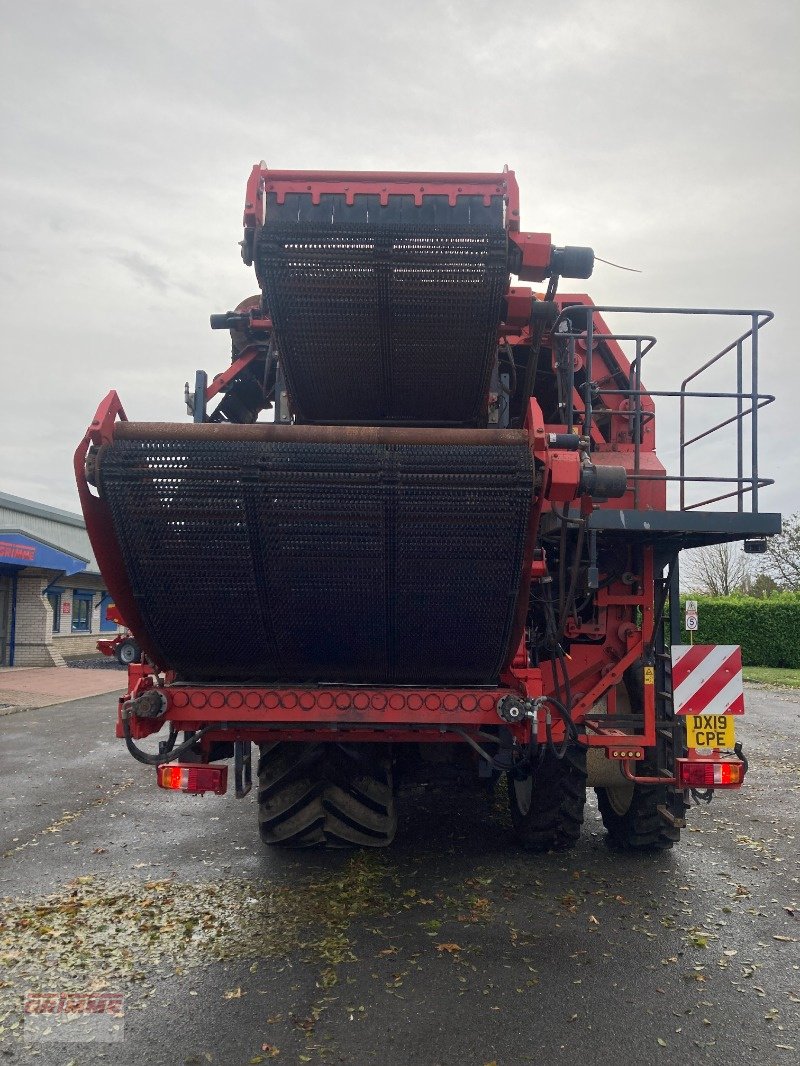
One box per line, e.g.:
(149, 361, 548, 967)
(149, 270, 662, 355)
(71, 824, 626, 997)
(678, 594, 800, 668)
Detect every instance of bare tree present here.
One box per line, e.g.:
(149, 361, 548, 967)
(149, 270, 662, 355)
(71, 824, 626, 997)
(740, 570, 779, 598)
(761, 512, 800, 591)
(682, 541, 749, 596)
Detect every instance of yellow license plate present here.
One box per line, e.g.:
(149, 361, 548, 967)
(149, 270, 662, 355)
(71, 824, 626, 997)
(685, 714, 736, 749)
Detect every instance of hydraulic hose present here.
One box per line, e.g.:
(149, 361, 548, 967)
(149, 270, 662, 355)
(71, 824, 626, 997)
(121, 710, 212, 766)
(558, 514, 587, 638)
(540, 694, 580, 760)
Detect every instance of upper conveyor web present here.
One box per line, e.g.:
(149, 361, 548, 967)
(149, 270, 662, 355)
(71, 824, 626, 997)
(256, 193, 509, 426)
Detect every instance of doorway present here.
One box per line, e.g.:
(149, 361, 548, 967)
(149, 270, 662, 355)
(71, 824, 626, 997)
(0, 575, 10, 667)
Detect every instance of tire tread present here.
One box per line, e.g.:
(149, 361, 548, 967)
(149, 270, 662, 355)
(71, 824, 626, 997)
(509, 746, 588, 852)
(258, 742, 396, 849)
(595, 783, 682, 851)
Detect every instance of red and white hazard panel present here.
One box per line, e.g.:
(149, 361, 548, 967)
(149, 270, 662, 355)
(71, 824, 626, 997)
(670, 644, 745, 716)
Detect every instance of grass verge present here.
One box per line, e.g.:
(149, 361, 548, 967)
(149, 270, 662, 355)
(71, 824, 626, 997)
(742, 666, 800, 688)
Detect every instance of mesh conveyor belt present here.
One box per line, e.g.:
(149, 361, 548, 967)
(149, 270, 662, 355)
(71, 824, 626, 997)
(257, 194, 508, 425)
(99, 434, 533, 685)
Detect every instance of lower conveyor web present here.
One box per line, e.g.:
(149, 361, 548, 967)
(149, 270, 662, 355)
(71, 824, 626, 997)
(98, 430, 534, 685)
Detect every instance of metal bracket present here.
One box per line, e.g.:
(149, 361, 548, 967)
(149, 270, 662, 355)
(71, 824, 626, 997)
(234, 740, 252, 798)
(273, 363, 291, 423)
(193, 370, 208, 423)
(657, 803, 686, 828)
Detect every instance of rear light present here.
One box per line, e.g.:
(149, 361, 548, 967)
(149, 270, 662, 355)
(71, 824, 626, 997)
(157, 763, 228, 795)
(676, 758, 744, 789)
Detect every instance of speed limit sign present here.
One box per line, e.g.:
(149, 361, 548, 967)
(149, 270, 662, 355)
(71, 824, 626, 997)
(685, 614, 698, 631)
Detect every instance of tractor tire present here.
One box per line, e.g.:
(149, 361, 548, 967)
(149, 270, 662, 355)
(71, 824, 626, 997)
(595, 781, 681, 851)
(257, 742, 397, 848)
(114, 638, 140, 666)
(508, 745, 587, 851)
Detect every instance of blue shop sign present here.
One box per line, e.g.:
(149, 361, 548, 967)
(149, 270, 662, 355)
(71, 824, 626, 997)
(0, 532, 87, 575)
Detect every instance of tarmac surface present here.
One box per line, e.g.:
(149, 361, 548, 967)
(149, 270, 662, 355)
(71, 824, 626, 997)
(0, 683, 797, 1065)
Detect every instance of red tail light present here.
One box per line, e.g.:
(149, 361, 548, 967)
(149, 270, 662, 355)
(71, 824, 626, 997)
(157, 763, 228, 795)
(676, 758, 744, 789)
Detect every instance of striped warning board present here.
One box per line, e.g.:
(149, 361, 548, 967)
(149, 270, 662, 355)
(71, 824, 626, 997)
(671, 644, 744, 716)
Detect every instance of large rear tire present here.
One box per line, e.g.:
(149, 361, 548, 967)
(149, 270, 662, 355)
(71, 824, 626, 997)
(257, 742, 397, 848)
(594, 662, 683, 851)
(595, 781, 681, 850)
(508, 745, 587, 851)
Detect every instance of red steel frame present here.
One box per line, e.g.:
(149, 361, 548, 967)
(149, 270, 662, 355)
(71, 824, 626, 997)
(243, 163, 554, 282)
(243, 165, 522, 217)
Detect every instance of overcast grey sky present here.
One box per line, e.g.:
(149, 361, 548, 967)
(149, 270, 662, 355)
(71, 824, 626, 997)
(1, 0, 798, 517)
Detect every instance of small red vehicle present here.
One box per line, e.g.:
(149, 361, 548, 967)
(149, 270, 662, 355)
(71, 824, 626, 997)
(96, 603, 141, 666)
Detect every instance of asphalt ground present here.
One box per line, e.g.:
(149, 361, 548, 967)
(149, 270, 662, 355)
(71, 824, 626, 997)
(66, 657, 126, 671)
(0, 686, 797, 1066)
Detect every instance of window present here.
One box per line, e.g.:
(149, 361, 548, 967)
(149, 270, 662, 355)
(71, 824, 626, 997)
(47, 589, 63, 634)
(71, 590, 93, 633)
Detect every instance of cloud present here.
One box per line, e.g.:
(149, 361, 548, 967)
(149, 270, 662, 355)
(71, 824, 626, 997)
(103, 248, 201, 298)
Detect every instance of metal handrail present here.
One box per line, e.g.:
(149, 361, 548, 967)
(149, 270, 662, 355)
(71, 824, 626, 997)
(548, 306, 775, 513)
(679, 311, 773, 511)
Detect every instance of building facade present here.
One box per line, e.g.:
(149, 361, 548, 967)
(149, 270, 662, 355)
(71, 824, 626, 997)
(0, 491, 120, 666)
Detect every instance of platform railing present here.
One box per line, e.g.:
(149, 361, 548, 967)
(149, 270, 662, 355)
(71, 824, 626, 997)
(549, 306, 775, 513)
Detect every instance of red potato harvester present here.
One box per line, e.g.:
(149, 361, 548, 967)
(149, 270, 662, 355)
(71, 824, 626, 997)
(76, 165, 779, 850)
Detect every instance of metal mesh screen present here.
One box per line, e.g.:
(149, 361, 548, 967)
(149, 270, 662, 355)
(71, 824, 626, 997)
(99, 435, 533, 685)
(257, 194, 508, 425)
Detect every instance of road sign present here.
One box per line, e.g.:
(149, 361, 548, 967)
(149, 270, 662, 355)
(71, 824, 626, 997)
(685, 599, 698, 640)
